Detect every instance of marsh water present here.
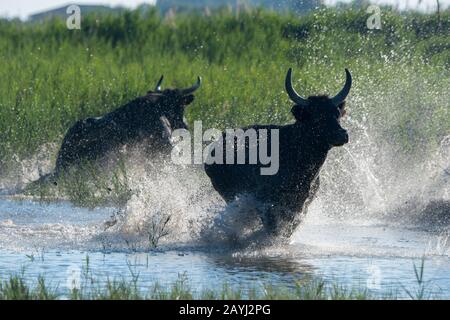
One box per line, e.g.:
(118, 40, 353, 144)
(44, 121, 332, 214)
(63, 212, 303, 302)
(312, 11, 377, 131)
(0, 196, 448, 298)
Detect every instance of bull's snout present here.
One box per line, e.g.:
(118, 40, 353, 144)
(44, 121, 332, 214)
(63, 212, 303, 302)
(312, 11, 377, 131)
(331, 129, 349, 147)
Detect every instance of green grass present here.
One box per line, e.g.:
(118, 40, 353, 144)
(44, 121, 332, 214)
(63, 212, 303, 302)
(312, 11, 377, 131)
(0, 7, 449, 199)
(0, 272, 385, 300)
(0, 270, 436, 300)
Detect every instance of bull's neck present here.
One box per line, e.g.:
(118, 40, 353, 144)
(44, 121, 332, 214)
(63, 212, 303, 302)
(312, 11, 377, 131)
(294, 123, 330, 179)
(296, 122, 330, 152)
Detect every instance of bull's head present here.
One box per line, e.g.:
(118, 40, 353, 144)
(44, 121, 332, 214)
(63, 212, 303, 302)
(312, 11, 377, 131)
(146, 75, 202, 130)
(286, 68, 352, 147)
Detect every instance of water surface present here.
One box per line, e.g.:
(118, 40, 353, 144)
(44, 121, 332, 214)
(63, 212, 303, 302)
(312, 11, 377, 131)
(0, 198, 448, 298)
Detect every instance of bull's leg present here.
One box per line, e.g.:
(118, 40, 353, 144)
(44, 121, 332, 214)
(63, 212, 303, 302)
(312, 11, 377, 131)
(260, 207, 277, 235)
(260, 205, 287, 236)
(268, 179, 320, 238)
(260, 203, 305, 238)
(206, 173, 237, 204)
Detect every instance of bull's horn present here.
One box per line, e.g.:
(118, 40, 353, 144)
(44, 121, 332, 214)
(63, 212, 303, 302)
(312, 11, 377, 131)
(155, 75, 164, 92)
(285, 68, 309, 107)
(180, 77, 202, 95)
(331, 69, 352, 106)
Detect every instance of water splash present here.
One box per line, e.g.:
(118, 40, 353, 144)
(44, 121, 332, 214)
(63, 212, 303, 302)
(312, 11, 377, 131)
(0, 143, 56, 194)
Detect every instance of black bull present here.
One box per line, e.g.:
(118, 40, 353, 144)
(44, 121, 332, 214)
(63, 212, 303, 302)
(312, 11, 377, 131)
(54, 76, 201, 175)
(204, 68, 352, 237)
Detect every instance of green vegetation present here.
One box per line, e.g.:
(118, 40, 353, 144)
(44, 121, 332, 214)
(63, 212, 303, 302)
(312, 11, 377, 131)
(0, 275, 58, 300)
(0, 273, 378, 300)
(0, 7, 448, 193)
(0, 271, 415, 300)
(0, 269, 438, 300)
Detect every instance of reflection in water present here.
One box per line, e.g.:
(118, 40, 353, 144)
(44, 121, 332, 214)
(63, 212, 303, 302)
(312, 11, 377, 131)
(207, 253, 315, 275)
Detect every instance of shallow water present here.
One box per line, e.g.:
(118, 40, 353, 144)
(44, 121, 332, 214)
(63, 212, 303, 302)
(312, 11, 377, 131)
(0, 198, 448, 298)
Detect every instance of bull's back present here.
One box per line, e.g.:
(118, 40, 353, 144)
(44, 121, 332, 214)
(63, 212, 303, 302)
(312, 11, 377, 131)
(55, 113, 174, 173)
(204, 124, 285, 202)
(55, 117, 119, 172)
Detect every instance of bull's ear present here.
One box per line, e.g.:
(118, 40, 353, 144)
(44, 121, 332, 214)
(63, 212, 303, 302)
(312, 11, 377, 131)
(181, 95, 195, 106)
(291, 105, 309, 121)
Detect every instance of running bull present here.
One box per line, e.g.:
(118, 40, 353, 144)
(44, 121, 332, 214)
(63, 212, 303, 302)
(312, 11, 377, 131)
(204, 68, 352, 237)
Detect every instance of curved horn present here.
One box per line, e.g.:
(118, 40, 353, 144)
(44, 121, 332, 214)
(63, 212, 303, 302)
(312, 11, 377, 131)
(155, 75, 164, 92)
(180, 76, 202, 95)
(331, 69, 352, 106)
(285, 68, 309, 106)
